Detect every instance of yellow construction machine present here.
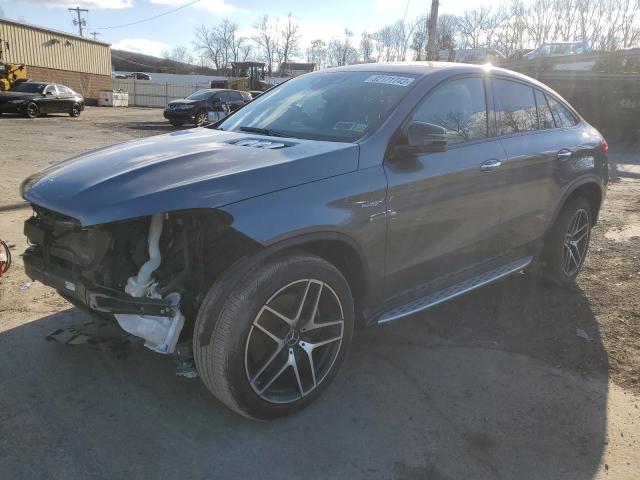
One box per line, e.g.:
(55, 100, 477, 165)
(0, 39, 28, 91)
(210, 62, 270, 96)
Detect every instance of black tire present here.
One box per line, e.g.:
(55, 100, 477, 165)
(194, 110, 208, 126)
(69, 104, 81, 117)
(535, 196, 592, 287)
(169, 120, 182, 127)
(25, 102, 39, 118)
(194, 252, 354, 420)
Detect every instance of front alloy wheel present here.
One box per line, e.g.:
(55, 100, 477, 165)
(194, 253, 354, 420)
(195, 111, 208, 126)
(245, 279, 345, 404)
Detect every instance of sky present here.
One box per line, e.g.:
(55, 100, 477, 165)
(0, 0, 483, 59)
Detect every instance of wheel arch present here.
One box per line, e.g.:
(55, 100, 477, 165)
(195, 228, 370, 346)
(264, 232, 370, 319)
(550, 177, 604, 233)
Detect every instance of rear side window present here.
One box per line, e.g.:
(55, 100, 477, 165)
(228, 91, 244, 102)
(535, 89, 556, 129)
(493, 79, 538, 134)
(410, 77, 488, 146)
(545, 94, 578, 127)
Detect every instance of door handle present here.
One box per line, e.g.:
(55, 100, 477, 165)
(557, 149, 572, 160)
(480, 159, 502, 172)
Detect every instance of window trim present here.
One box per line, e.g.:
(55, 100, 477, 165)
(394, 73, 493, 152)
(533, 88, 557, 130)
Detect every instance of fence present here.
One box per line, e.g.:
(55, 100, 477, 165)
(111, 76, 289, 107)
(110, 79, 211, 107)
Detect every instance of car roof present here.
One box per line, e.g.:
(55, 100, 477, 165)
(329, 61, 545, 85)
(319, 61, 569, 106)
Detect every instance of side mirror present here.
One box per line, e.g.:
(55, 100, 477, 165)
(406, 121, 447, 152)
(45, 91, 53, 96)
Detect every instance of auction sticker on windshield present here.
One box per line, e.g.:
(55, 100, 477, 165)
(364, 75, 415, 87)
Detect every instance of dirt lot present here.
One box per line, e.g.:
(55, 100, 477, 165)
(0, 107, 639, 479)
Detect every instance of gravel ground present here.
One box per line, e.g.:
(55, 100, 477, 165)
(0, 107, 638, 479)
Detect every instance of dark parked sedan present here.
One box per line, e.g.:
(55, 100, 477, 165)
(21, 63, 607, 420)
(163, 88, 251, 126)
(0, 82, 84, 118)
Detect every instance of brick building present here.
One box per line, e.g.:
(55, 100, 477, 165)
(0, 17, 111, 102)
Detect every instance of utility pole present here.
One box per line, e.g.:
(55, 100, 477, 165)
(68, 7, 88, 37)
(90, 31, 101, 41)
(425, 0, 439, 61)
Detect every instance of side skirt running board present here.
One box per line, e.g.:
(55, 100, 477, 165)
(377, 257, 533, 324)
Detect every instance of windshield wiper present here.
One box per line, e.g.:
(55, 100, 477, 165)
(239, 126, 291, 138)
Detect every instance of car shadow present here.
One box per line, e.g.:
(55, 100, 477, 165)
(0, 274, 608, 479)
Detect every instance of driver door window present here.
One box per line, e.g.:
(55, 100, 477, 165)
(43, 85, 57, 96)
(409, 77, 488, 146)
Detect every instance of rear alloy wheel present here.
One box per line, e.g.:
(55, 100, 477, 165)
(194, 252, 354, 420)
(25, 102, 39, 118)
(195, 111, 208, 126)
(69, 104, 81, 117)
(536, 196, 592, 286)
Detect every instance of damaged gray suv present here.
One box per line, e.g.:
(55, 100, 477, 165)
(21, 63, 608, 419)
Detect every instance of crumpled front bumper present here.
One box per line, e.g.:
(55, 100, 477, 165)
(23, 249, 176, 318)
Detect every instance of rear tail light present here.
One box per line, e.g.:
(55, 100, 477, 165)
(601, 137, 609, 156)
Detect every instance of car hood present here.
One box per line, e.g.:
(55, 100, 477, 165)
(22, 128, 359, 226)
(0, 92, 39, 102)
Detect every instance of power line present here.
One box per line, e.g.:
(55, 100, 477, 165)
(68, 6, 88, 37)
(94, 0, 200, 30)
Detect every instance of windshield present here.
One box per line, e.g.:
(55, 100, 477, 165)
(186, 90, 214, 100)
(219, 71, 418, 142)
(11, 83, 46, 93)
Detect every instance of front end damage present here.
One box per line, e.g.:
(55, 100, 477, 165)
(23, 205, 259, 353)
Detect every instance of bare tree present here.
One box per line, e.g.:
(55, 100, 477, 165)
(327, 29, 359, 66)
(374, 25, 395, 61)
(306, 39, 327, 69)
(438, 14, 458, 57)
(360, 31, 375, 62)
(193, 21, 252, 71)
(493, 0, 528, 58)
(238, 41, 253, 62)
(410, 17, 428, 60)
(253, 15, 279, 75)
(193, 25, 224, 70)
(457, 7, 493, 48)
(278, 13, 301, 66)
